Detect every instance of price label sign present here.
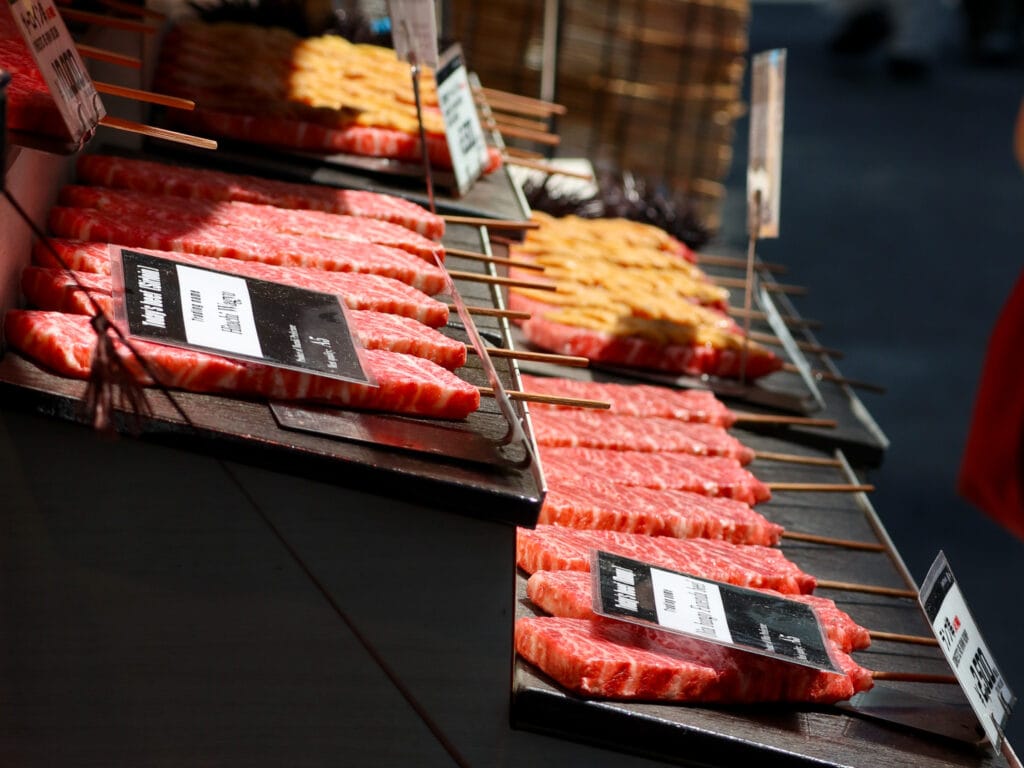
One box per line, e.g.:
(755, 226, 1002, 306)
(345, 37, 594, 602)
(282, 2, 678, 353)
(388, 0, 438, 69)
(592, 550, 841, 673)
(9, 0, 103, 145)
(436, 45, 488, 196)
(747, 48, 786, 239)
(111, 248, 371, 385)
(920, 552, 1016, 749)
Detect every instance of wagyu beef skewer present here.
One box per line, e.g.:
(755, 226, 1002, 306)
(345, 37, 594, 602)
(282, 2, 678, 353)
(20, 267, 468, 370)
(4, 310, 480, 420)
(75, 154, 446, 239)
(515, 616, 876, 705)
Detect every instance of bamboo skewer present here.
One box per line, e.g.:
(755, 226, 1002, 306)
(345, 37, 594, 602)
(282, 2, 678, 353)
(59, 8, 156, 33)
(98, 116, 217, 150)
(479, 387, 610, 409)
(728, 306, 822, 329)
(869, 630, 939, 646)
(818, 579, 915, 598)
(731, 412, 837, 428)
(767, 482, 874, 493)
(75, 44, 141, 69)
(748, 331, 844, 359)
(713, 275, 807, 296)
(93, 82, 195, 111)
(446, 270, 555, 291)
(696, 251, 787, 274)
(503, 146, 546, 160)
(467, 346, 589, 367)
(458, 305, 531, 321)
(781, 531, 885, 551)
(97, 0, 167, 19)
(870, 671, 957, 684)
(486, 113, 551, 132)
(781, 363, 887, 395)
(445, 247, 546, 271)
(444, 215, 538, 230)
(755, 451, 843, 467)
(484, 120, 561, 146)
(502, 157, 595, 181)
(475, 86, 567, 116)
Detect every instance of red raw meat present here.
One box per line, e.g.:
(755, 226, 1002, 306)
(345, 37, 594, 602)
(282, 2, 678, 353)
(525, 570, 870, 652)
(48, 206, 449, 295)
(540, 445, 771, 505)
(33, 239, 449, 328)
(4, 310, 480, 419)
(538, 480, 783, 546)
(515, 616, 873, 704)
(74, 154, 445, 239)
(512, 292, 782, 380)
(531, 408, 755, 464)
(20, 266, 467, 370)
(516, 525, 816, 595)
(58, 185, 444, 262)
(518, 374, 736, 427)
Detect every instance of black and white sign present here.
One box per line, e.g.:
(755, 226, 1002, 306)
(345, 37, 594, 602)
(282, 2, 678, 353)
(9, 0, 103, 144)
(388, 0, 438, 69)
(592, 550, 840, 672)
(920, 552, 1016, 749)
(436, 46, 488, 196)
(111, 248, 370, 384)
(747, 48, 785, 239)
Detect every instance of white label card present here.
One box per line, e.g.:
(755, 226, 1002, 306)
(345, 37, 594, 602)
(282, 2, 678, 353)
(388, 0, 438, 69)
(920, 552, 1016, 750)
(436, 45, 488, 196)
(747, 48, 786, 239)
(176, 266, 263, 358)
(9, 0, 104, 144)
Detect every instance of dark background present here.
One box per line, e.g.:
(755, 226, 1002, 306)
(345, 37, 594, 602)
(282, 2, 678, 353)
(721, 2, 1024, 745)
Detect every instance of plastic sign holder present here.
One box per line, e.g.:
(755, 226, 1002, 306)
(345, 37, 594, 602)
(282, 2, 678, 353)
(435, 45, 488, 197)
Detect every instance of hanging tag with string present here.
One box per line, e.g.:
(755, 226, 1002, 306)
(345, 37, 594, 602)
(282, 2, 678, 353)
(388, 0, 439, 212)
(741, 48, 786, 385)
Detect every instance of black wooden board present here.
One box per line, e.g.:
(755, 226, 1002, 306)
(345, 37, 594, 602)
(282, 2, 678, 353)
(511, 429, 1006, 767)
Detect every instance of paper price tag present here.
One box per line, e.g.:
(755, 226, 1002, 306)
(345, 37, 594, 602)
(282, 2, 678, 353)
(592, 550, 841, 673)
(436, 46, 488, 196)
(920, 552, 1016, 749)
(747, 48, 786, 239)
(9, 0, 103, 145)
(111, 248, 371, 385)
(388, 0, 438, 69)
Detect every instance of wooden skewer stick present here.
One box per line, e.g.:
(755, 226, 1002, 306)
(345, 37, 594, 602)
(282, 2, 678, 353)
(767, 482, 874, 493)
(97, 0, 167, 19)
(781, 363, 888, 395)
(480, 387, 610, 409)
(458, 305, 532, 321)
(870, 671, 957, 684)
(502, 157, 595, 181)
(817, 579, 915, 598)
(445, 247, 545, 271)
(444, 215, 539, 230)
(59, 8, 156, 33)
(503, 146, 545, 160)
(75, 44, 141, 69)
(98, 116, 217, 150)
(475, 86, 568, 115)
(446, 270, 556, 291)
(731, 412, 837, 428)
(485, 113, 550, 132)
(485, 121, 561, 146)
(869, 630, 939, 647)
(716, 277, 807, 296)
(748, 330, 844, 359)
(696, 251, 787, 274)
(781, 531, 885, 551)
(467, 346, 589, 367)
(728, 306, 822, 329)
(93, 82, 195, 111)
(755, 450, 843, 467)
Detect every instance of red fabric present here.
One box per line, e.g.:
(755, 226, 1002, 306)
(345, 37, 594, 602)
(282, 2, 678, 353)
(959, 269, 1024, 538)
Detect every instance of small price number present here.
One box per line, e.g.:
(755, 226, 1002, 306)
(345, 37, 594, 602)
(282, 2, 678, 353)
(19, 0, 56, 32)
(457, 118, 478, 156)
(970, 647, 1000, 704)
(662, 588, 677, 613)
(50, 48, 88, 100)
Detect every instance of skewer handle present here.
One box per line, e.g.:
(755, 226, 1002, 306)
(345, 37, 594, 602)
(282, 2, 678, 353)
(754, 450, 842, 467)
(729, 307, 822, 329)
(98, 116, 217, 150)
(59, 8, 155, 33)
(446, 247, 545, 271)
(870, 671, 957, 684)
(731, 412, 837, 428)
(471, 346, 589, 367)
(767, 482, 874, 493)
(713, 275, 808, 296)
(447, 269, 555, 291)
(696, 251, 787, 274)
(475, 86, 567, 116)
(443, 215, 538, 230)
(485, 121, 561, 146)
(479, 387, 610, 409)
(782, 364, 887, 395)
(868, 630, 939, 646)
(459, 305, 531, 321)
(748, 330, 844, 359)
(93, 82, 194, 111)
(781, 531, 885, 552)
(816, 579, 917, 598)
(75, 44, 141, 69)
(502, 157, 595, 181)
